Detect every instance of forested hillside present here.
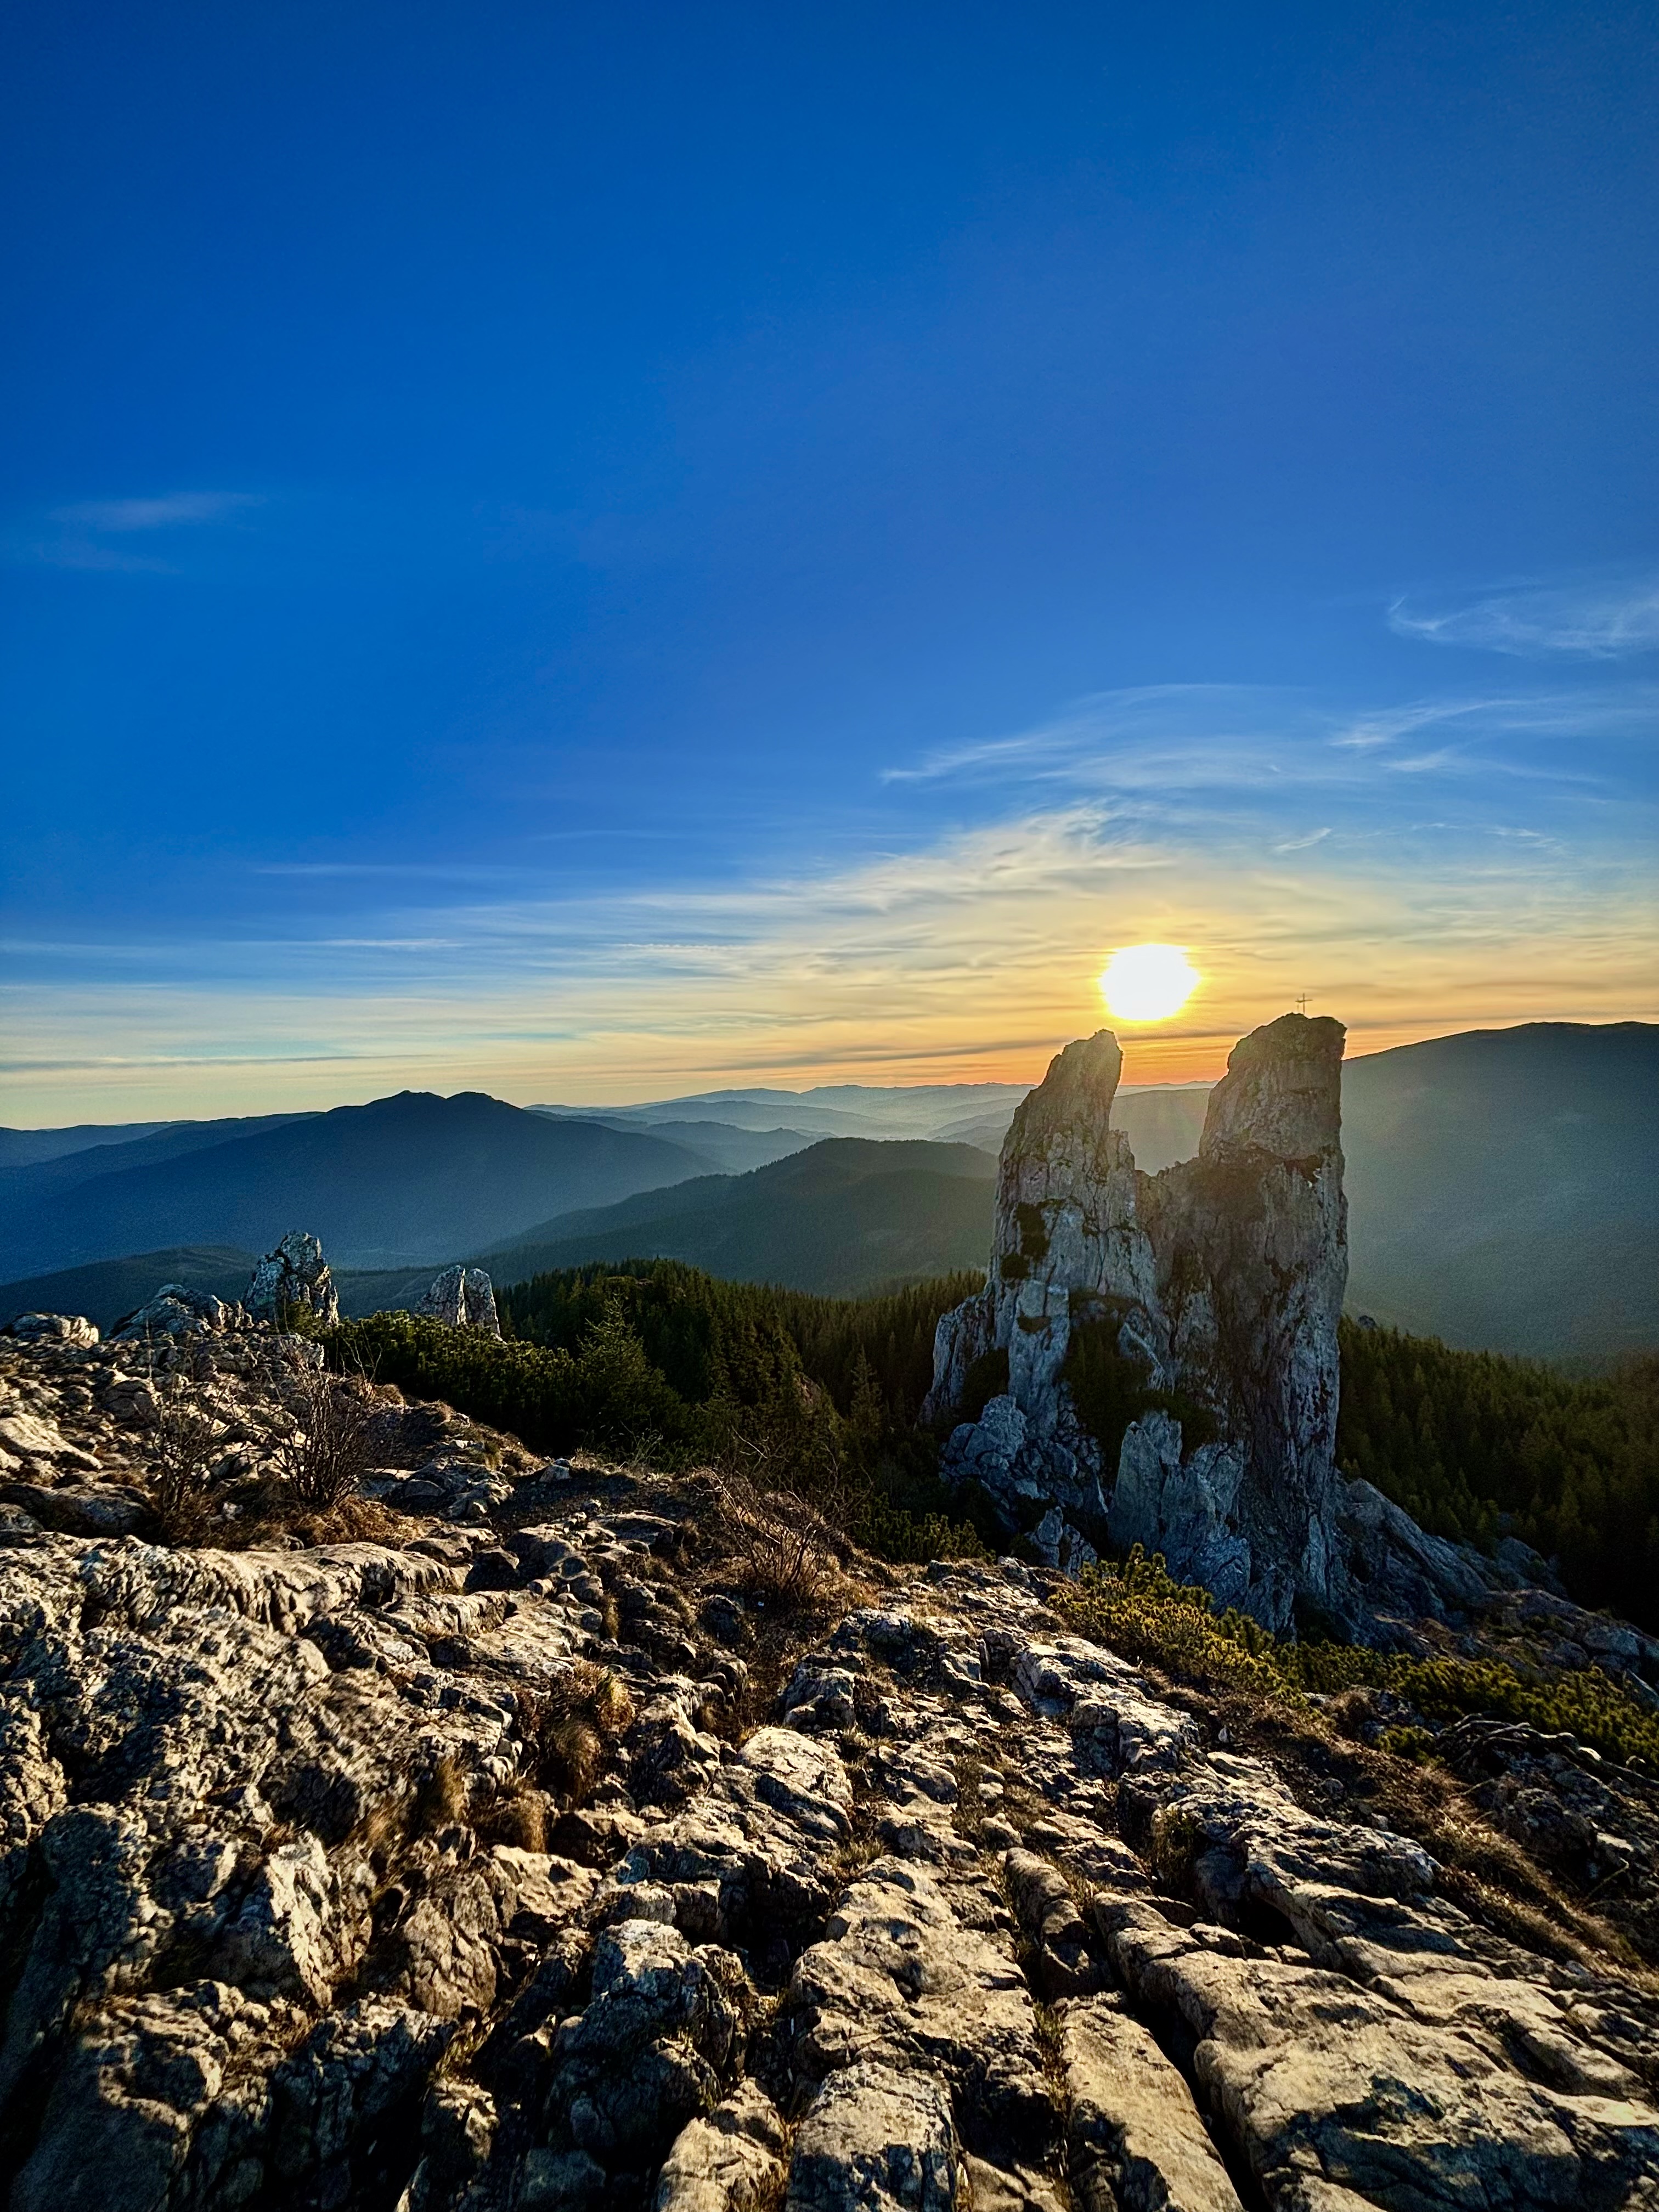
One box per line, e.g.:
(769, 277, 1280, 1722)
(331, 1260, 1659, 1630)
(1336, 1318, 1659, 1628)
(481, 1138, 996, 1295)
(334, 1261, 992, 1562)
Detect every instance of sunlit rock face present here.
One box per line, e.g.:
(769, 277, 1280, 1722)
(926, 1013, 1348, 1630)
(416, 1266, 502, 1336)
(245, 1230, 341, 1330)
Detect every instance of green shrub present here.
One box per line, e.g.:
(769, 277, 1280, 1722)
(1053, 1545, 1659, 1770)
(856, 1492, 992, 1565)
(329, 1311, 585, 1452)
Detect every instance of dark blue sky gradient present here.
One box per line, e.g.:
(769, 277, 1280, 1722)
(2, 2, 1655, 1110)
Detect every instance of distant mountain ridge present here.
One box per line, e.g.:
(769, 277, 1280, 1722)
(483, 1137, 999, 1297)
(1341, 1021, 1658, 1358)
(0, 1120, 178, 1168)
(532, 1079, 1212, 1172)
(3, 1024, 1651, 1355)
(0, 1114, 317, 1208)
(0, 1247, 262, 1333)
(0, 1093, 712, 1278)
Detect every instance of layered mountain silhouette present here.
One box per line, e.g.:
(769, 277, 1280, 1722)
(0, 1114, 315, 1209)
(3, 1025, 1653, 1354)
(0, 1093, 709, 1277)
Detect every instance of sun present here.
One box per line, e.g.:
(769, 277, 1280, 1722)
(1098, 943, 1199, 1022)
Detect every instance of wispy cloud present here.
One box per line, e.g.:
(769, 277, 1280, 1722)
(253, 861, 511, 881)
(1389, 577, 1659, 658)
(6, 489, 264, 571)
(5, 663, 1654, 1119)
(50, 491, 263, 533)
(880, 685, 1260, 785)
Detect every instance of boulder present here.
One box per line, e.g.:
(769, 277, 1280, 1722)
(0, 1483, 150, 1538)
(1059, 1993, 1243, 2212)
(543, 1915, 752, 2165)
(245, 1232, 340, 1329)
(0, 1410, 100, 1469)
(112, 1284, 246, 1341)
(785, 2061, 961, 2212)
(655, 2080, 788, 2211)
(787, 1854, 1054, 2160)
(518, 2148, 609, 2209)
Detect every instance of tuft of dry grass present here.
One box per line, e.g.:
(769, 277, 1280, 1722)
(476, 1782, 555, 1853)
(516, 1662, 636, 1807)
(412, 1752, 469, 1833)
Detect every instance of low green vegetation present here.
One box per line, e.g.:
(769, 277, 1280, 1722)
(329, 1259, 993, 1565)
(1338, 1318, 1659, 1630)
(1053, 1545, 1659, 1771)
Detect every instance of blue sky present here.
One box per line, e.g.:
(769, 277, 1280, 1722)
(3, 0, 1655, 1118)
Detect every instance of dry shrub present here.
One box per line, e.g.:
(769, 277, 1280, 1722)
(149, 1373, 227, 1533)
(518, 1662, 636, 1807)
(413, 1752, 468, 1833)
(713, 1470, 840, 1615)
(280, 1493, 406, 1548)
(275, 1365, 377, 1510)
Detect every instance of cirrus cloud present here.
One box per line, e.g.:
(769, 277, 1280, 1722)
(1389, 577, 1659, 658)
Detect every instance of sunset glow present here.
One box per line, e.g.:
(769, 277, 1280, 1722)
(1099, 945, 1200, 1024)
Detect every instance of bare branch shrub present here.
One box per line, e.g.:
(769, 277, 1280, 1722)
(275, 1364, 377, 1510)
(149, 1369, 227, 1532)
(711, 1469, 840, 1615)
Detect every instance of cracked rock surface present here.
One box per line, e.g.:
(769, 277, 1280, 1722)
(1, 1328, 1657, 2212)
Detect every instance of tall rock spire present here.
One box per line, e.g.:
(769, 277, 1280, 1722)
(927, 1012, 1349, 1629)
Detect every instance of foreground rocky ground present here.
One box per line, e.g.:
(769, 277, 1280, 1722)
(2, 1321, 1658, 2212)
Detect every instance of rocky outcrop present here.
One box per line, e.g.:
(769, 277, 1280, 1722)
(1, 1325, 1655, 2212)
(927, 1014, 1347, 1629)
(416, 1267, 502, 1336)
(246, 1231, 340, 1330)
(111, 1285, 249, 1341)
(4, 1314, 99, 1348)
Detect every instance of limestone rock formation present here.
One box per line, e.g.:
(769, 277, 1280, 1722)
(416, 1266, 502, 1336)
(0, 1322, 1654, 2211)
(245, 1230, 341, 1330)
(4, 1313, 99, 1347)
(112, 1284, 247, 1341)
(927, 1014, 1348, 1629)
